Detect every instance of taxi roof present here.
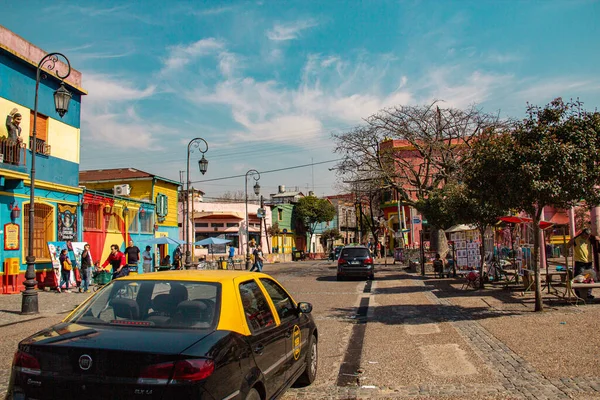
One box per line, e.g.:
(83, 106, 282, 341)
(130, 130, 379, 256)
(118, 270, 267, 283)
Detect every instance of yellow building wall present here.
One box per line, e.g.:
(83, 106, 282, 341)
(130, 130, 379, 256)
(1, 97, 80, 164)
(83, 179, 180, 228)
(154, 180, 179, 227)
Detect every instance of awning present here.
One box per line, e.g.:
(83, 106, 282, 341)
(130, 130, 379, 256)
(498, 216, 553, 230)
(445, 224, 477, 233)
(193, 211, 244, 219)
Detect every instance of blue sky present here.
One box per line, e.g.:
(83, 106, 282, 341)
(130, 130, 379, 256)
(2, 0, 599, 198)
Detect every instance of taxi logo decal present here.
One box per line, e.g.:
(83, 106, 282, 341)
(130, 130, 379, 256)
(79, 354, 92, 371)
(293, 325, 302, 360)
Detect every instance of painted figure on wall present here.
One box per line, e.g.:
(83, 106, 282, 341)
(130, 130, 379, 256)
(3, 108, 23, 164)
(58, 204, 78, 241)
(5, 108, 22, 143)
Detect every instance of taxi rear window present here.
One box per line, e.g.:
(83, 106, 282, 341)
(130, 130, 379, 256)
(341, 248, 370, 258)
(67, 280, 221, 330)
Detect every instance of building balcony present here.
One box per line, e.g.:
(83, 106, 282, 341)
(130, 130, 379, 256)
(0, 138, 27, 172)
(29, 137, 51, 156)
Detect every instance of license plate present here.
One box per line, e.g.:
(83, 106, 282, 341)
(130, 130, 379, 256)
(350, 261, 360, 265)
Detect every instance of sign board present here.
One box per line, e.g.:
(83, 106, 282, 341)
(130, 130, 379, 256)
(282, 229, 288, 234)
(4, 223, 19, 250)
(257, 208, 265, 219)
(57, 204, 77, 241)
(412, 217, 421, 224)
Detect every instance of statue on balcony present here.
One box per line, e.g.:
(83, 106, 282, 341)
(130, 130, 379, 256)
(6, 108, 22, 144)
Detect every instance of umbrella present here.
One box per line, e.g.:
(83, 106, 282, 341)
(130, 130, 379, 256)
(143, 236, 186, 246)
(194, 237, 232, 260)
(445, 224, 477, 233)
(498, 216, 553, 230)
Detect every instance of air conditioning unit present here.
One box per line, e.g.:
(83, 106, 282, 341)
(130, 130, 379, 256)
(113, 184, 131, 196)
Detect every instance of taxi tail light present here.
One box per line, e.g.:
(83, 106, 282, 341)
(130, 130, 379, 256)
(140, 358, 214, 381)
(13, 350, 40, 370)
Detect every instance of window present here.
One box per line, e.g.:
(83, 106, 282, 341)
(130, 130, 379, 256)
(29, 111, 50, 155)
(128, 210, 139, 233)
(140, 210, 155, 233)
(211, 223, 224, 228)
(83, 204, 101, 230)
(239, 280, 275, 333)
(226, 222, 238, 228)
(156, 193, 168, 219)
(278, 209, 283, 221)
(195, 222, 209, 228)
(23, 203, 54, 260)
(260, 279, 296, 321)
(107, 211, 120, 231)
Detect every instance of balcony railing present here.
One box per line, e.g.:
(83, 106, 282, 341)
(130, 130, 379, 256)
(0, 138, 27, 167)
(29, 137, 51, 156)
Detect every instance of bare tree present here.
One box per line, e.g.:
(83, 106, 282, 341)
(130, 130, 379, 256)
(333, 101, 507, 253)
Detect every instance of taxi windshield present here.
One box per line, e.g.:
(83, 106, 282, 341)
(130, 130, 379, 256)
(66, 280, 221, 330)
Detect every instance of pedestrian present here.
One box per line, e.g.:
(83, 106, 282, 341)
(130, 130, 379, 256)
(250, 245, 265, 272)
(228, 245, 236, 264)
(376, 242, 381, 258)
(380, 243, 385, 258)
(568, 228, 597, 300)
(142, 245, 153, 273)
(80, 244, 92, 293)
(102, 244, 127, 280)
(172, 253, 182, 270)
(124, 240, 140, 274)
(58, 249, 72, 293)
(433, 253, 444, 278)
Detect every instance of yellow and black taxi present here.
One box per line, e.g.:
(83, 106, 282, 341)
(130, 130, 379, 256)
(6, 270, 318, 400)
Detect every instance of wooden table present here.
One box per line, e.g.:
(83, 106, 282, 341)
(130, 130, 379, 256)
(522, 269, 567, 293)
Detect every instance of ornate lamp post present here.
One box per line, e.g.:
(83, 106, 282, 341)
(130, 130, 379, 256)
(245, 169, 260, 270)
(22, 53, 72, 314)
(185, 138, 208, 269)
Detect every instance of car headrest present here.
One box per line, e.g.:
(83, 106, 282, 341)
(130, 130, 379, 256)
(169, 283, 188, 304)
(151, 294, 171, 313)
(172, 300, 209, 326)
(112, 298, 139, 320)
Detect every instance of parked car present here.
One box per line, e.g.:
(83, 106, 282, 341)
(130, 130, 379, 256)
(337, 245, 375, 280)
(6, 270, 318, 400)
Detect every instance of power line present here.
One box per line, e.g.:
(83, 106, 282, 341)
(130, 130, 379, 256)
(190, 158, 341, 184)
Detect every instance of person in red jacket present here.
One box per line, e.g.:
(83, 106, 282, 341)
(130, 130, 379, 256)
(102, 244, 127, 280)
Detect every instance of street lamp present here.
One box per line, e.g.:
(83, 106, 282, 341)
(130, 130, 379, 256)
(185, 138, 208, 269)
(245, 169, 260, 270)
(22, 53, 72, 314)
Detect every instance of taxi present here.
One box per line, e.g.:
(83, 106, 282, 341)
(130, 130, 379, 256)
(6, 270, 318, 400)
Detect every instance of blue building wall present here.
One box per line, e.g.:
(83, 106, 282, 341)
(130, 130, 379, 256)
(0, 52, 81, 128)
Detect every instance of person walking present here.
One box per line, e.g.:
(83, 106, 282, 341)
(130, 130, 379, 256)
(142, 245, 153, 273)
(80, 244, 92, 293)
(228, 245, 236, 265)
(124, 240, 140, 274)
(58, 249, 72, 293)
(250, 245, 265, 272)
(568, 228, 597, 300)
(102, 244, 127, 280)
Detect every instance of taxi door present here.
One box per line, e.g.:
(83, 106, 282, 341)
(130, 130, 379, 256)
(239, 280, 288, 396)
(258, 278, 307, 383)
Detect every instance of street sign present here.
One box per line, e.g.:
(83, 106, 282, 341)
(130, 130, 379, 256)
(257, 208, 265, 218)
(282, 228, 288, 234)
(413, 217, 421, 224)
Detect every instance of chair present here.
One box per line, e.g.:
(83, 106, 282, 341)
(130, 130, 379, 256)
(111, 298, 140, 320)
(461, 271, 480, 290)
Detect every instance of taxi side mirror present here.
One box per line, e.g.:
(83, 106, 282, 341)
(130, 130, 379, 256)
(297, 302, 313, 314)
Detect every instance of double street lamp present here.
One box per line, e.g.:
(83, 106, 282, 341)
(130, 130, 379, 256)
(22, 53, 73, 314)
(245, 169, 260, 270)
(185, 138, 209, 269)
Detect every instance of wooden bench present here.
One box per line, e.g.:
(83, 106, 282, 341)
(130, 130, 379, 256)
(562, 281, 600, 305)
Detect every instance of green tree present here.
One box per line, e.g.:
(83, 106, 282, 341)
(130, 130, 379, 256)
(499, 99, 600, 311)
(320, 228, 343, 252)
(295, 196, 337, 252)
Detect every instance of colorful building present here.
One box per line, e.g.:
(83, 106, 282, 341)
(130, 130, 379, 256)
(0, 27, 86, 292)
(79, 168, 181, 268)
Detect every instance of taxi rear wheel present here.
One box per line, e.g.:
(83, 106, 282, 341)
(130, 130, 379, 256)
(245, 388, 261, 400)
(295, 334, 317, 386)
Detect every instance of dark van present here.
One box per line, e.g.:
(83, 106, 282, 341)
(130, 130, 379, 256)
(337, 245, 374, 280)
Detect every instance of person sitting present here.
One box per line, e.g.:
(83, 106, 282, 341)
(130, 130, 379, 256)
(172, 254, 182, 270)
(433, 253, 446, 278)
(160, 255, 171, 267)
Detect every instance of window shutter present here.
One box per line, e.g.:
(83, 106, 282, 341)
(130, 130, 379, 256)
(29, 111, 48, 141)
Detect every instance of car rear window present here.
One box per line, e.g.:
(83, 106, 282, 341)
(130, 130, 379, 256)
(341, 248, 370, 258)
(66, 280, 221, 330)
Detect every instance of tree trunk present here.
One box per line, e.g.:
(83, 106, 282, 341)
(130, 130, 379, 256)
(479, 226, 486, 289)
(429, 226, 449, 257)
(532, 211, 543, 312)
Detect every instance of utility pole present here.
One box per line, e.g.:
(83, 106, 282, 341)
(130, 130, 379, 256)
(259, 195, 264, 252)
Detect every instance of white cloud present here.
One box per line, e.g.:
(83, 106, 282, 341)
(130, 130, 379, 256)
(266, 19, 319, 41)
(162, 38, 225, 72)
(81, 73, 162, 149)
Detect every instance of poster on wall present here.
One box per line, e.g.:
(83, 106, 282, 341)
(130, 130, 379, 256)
(71, 242, 92, 267)
(4, 223, 20, 250)
(58, 204, 78, 242)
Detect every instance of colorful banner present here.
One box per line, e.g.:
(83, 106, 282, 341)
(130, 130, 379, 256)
(58, 204, 78, 242)
(71, 242, 93, 267)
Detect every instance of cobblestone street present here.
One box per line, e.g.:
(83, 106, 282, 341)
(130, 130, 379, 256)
(2, 262, 600, 399)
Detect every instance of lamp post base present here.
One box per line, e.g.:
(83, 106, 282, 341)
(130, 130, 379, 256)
(21, 255, 39, 315)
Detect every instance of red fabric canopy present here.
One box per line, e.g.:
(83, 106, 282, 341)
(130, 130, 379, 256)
(498, 216, 554, 230)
